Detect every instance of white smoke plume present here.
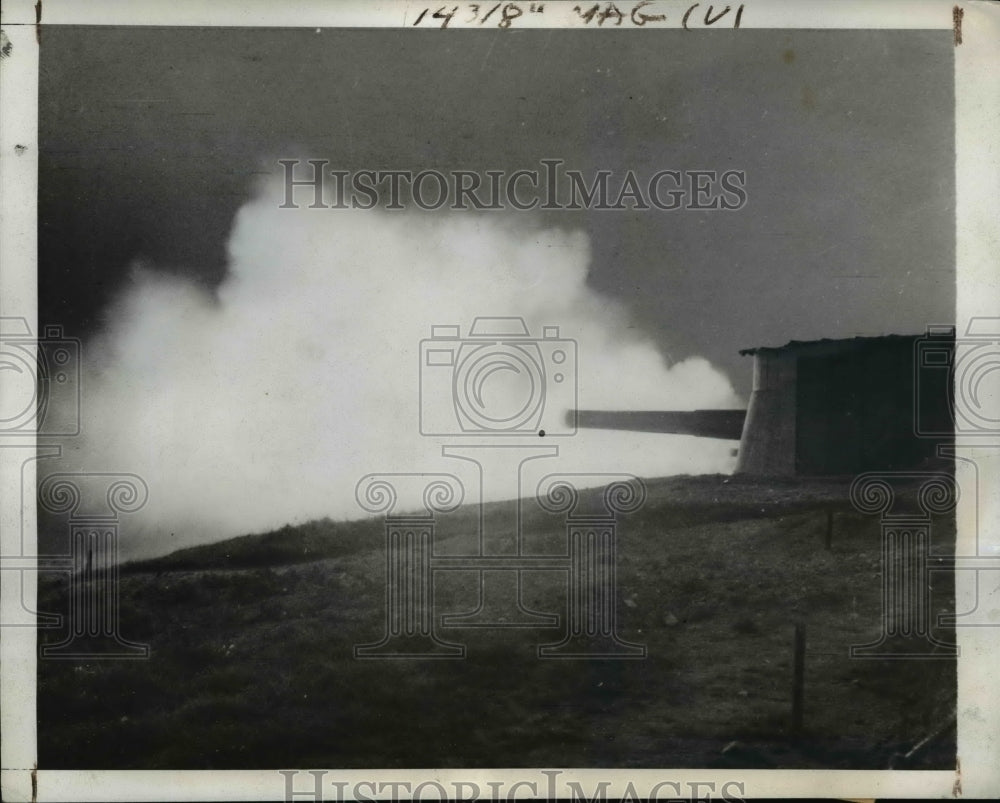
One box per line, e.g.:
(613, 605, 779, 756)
(61, 177, 741, 560)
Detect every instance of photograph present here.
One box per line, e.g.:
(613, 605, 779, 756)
(2, 1, 998, 800)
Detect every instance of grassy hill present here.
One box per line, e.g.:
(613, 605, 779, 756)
(120, 516, 383, 574)
(37, 474, 957, 769)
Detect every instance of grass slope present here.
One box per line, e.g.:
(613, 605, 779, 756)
(37, 474, 957, 769)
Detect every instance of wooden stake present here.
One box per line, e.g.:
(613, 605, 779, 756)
(792, 623, 805, 734)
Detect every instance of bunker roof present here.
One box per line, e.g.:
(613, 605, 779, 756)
(738, 330, 953, 357)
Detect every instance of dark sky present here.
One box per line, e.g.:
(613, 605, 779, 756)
(39, 26, 954, 394)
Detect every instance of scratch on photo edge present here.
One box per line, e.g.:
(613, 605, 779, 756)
(481, 33, 500, 72)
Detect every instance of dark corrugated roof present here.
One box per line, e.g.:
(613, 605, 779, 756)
(738, 330, 954, 357)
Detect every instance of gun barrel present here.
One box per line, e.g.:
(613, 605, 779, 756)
(571, 409, 747, 441)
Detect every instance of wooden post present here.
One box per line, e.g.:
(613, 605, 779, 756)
(792, 623, 806, 734)
(824, 510, 834, 550)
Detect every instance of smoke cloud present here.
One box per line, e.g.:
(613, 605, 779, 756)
(59, 178, 741, 560)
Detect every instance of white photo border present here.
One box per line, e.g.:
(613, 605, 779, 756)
(2, 0, 998, 799)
